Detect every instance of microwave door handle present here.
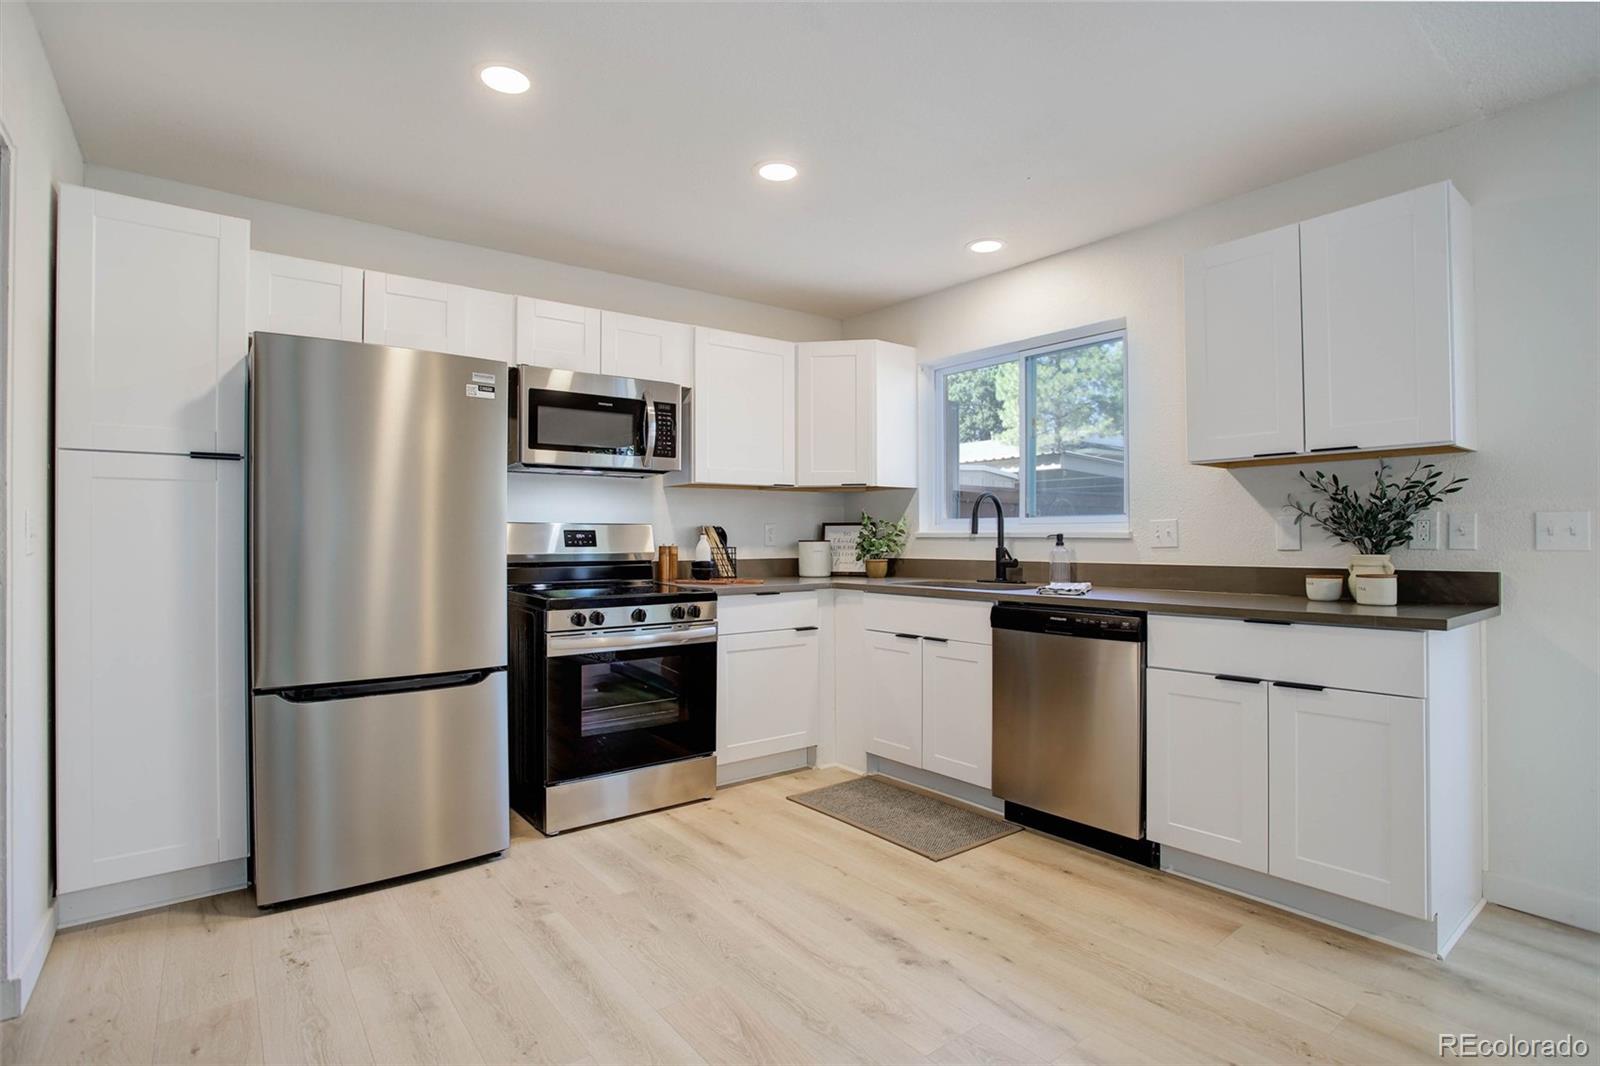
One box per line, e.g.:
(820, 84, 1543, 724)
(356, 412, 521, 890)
(642, 393, 658, 461)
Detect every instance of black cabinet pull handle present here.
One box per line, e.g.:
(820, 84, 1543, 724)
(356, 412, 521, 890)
(1251, 451, 1295, 459)
(189, 450, 243, 461)
(922, 636, 949, 644)
(1215, 674, 1264, 685)
(893, 632, 920, 641)
(1273, 680, 1326, 692)
(794, 625, 818, 632)
(755, 591, 781, 596)
(1242, 618, 1291, 626)
(1309, 444, 1360, 453)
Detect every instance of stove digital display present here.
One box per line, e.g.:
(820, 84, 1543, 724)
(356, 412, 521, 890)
(562, 529, 598, 548)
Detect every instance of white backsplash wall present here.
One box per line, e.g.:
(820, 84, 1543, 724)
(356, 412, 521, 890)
(507, 474, 853, 560)
(847, 85, 1600, 931)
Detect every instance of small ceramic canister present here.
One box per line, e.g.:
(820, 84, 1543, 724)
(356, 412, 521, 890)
(1351, 572, 1398, 606)
(1305, 574, 1345, 601)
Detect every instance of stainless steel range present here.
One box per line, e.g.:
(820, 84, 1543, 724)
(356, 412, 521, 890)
(507, 523, 717, 834)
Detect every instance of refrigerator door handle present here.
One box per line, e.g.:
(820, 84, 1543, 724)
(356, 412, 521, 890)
(270, 667, 501, 704)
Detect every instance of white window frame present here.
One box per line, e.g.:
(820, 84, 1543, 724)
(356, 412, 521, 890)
(918, 320, 1131, 538)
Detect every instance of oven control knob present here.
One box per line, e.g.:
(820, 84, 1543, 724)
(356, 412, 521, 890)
(687, 604, 702, 619)
(569, 612, 586, 627)
(589, 611, 606, 626)
(670, 605, 687, 620)
(631, 608, 647, 623)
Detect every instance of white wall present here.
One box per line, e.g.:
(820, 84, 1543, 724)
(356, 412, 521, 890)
(82, 166, 857, 559)
(846, 85, 1600, 930)
(0, 0, 83, 1017)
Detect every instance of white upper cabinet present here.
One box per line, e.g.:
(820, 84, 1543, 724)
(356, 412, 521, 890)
(364, 272, 515, 362)
(516, 297, 601, 373)
(1184, 181, 1474, 465)
(1183, 225, 1304, 463)
(692, 328, 797, 486)
(796, 340, 917, 487)
(1268, 685, 1428, 917)
(249, 251, 363, 342)
(55, 450, 249, 892)
(1146, 668, 1269, 871)
(1301, 182, 1473, 453)
(56, 185, 249, 455)
(601, 310, 694, 385)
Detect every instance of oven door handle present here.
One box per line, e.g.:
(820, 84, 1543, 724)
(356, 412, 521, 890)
(546, 623, 717, 658)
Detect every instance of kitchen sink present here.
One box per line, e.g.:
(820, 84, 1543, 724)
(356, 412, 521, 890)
(881, 578, 1034, 594)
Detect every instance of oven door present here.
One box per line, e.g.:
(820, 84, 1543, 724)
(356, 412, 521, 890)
(543, 622, 716, 783)
(515, 367, 681, 473)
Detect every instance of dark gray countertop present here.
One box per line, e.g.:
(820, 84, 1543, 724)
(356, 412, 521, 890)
(676, 576, 1500, 631)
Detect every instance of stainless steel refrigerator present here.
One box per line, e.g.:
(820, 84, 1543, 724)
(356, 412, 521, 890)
(249, 333, 509, 906)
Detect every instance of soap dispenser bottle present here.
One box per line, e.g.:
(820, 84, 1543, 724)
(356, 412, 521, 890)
(1049, 533, 1074, 584)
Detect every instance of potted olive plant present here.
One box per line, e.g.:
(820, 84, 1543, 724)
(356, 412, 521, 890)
(855, 512, 908, 580)
(1288, 459, 1467, 604)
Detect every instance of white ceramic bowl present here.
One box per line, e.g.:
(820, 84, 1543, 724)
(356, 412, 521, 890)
(1305, 574, 1345, 602)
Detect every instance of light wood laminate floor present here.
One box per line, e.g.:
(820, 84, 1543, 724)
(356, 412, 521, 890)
(4, 767, 1596, 1065)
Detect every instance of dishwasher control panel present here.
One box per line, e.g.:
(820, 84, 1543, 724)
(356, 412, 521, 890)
(990, 603, 1145, 641)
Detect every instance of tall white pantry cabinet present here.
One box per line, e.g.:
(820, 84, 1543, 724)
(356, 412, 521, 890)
(54, 186, 251, 913)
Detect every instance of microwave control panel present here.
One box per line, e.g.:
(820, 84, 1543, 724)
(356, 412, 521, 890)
(652, 402, 678, 458)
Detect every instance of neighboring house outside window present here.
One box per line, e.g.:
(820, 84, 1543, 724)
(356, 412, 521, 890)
(925, 323, 1129, 537)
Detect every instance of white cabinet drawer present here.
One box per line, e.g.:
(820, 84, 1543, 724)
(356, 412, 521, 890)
(863, 594, 992, 645)
(1148, 615, 1424, 698)
(717, 592, 819, 635)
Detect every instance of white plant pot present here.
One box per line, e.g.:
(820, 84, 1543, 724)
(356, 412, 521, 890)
(1347, 553, 1395, 597)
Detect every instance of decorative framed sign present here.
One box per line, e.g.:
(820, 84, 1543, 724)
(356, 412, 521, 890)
(821, 522, 865, 575)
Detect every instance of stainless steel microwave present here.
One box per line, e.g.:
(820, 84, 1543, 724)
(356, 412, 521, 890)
(508, 366, 683, 474)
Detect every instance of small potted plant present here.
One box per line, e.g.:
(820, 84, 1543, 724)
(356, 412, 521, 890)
(1288, 459, 1467, 604)
(856, 511, 908, 580)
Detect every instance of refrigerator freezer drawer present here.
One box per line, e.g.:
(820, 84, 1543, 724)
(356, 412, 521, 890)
(252, 672, 509, 906)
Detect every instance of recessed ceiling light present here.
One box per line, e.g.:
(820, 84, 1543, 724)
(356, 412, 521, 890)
(479, 65, 530, 95)
(756, 161, 799, 182)
(967, 238, 1005, 254)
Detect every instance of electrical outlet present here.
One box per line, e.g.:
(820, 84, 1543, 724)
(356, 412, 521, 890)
(1151, 519, 1179, 549)
(1409, 510, 1441, 551)
(763, 522, 777, 547)
(1275, 509, 1301, 551)
(1535, 511, 1592, 551)
(1447, 512, 1478, 551)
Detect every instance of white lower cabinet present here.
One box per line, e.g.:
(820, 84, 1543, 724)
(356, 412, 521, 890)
(55, 450, 248, 893)
(862, 597, 993, 789)
(1147, 613, 1481, 949)
(1268, 685, 1428, 917)
(864, 630, 924, 766)
(1146, 668, 1268, 871)
(718, 627, 820, 763)
(921, 640, 992, 788)
(717, 595, 821, 766)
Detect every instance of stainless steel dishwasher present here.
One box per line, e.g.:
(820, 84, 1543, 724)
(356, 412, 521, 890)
(991, 603, 1151, 862)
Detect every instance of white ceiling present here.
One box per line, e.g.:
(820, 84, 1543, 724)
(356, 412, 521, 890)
(33, 2, 1600, 319)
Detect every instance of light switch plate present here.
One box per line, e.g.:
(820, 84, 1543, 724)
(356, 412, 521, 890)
(1409, 510, 1441, 551)
(1151, 519, 1179, 548)
(1275, 510, 1301, 551)
(1535, 511, 1592, 551)
(1447, 512, 1478, 551)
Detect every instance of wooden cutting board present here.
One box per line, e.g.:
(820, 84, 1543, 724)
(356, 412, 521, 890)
(666, 577, 766, 586)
